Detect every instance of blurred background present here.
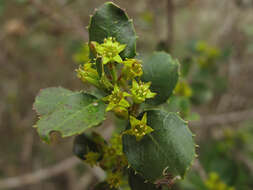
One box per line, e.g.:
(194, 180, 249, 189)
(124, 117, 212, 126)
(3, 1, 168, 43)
(1, 0, 253, 189)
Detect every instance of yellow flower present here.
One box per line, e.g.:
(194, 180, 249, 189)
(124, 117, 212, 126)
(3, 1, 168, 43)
(85, 152, 100, 167)
(131, 80, 156, 104)
(107, 171, 123, 188)
(76, 62, 100, 87)
(124, 113, 154, 141)
(174, 80, 192, 98)
(122, 58, 143, 80)
(103, 85, 130, 111)
(205, 172, 235, 190)
(92, 37, 126, 65)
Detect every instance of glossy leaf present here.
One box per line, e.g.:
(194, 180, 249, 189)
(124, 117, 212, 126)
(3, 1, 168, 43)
(89, 2, 137, 59)
(33, 87, 106, 143)
(123, 110, 195, 182)
(142, 52, 179, 105)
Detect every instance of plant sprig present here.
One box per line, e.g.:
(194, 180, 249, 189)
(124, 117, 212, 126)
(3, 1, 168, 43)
(33, 2, 196, 189)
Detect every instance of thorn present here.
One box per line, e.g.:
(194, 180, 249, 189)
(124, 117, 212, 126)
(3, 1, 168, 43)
(195, 154, 198, 158)
(127, 165, 131, 169)
(134, 170, 138, 175)
(144, 180, 148, 183)
(192, 134, 196, 137)
(195, 145, 199, 148)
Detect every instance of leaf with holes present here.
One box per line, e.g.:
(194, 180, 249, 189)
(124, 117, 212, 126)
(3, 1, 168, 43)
(123, 110, 195, 182)
(89, 2, 137, 59)
(33, 87, 106, 143)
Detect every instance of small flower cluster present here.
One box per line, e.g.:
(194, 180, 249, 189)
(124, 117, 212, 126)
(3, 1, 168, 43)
(194, 41, 221, 68)
(205, 172, 235, 190)
(76, 37, 156, 140)
(76, 37, 158, 188)
(83, 133, 127, 188)
(174, 80, 192, 98)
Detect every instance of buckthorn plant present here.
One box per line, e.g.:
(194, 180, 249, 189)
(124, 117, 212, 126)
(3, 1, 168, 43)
(33, 2, 196, 189)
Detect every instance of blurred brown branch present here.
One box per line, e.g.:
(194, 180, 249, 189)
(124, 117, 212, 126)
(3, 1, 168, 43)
(192, 159, 208, 180)
(0, 157, 80, 189)
(0, 156, 104, 189)
(167, 0, 174, 51)
(0, 122, 113, 189)
(235, 152, 253, 175)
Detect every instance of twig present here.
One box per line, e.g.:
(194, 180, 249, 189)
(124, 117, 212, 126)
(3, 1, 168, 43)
(192, 159, 208, 180)
(0, 122, 113, 189)
(0, 157, 80, 189)
(0, 156, 106, 189)
(76, 167, 105, 190)
(167, 0, 174, 51)
(191, 109, 253, 128)
(235, 152, 253, 175)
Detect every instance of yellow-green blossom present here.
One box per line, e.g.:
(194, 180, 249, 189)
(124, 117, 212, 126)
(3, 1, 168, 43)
(76, 62, 100, 87)
(84, 151, 101, 167)
(100, 135, 128, 171)
(195, 41, 221, 68)
(92, 37, 126, 65)
(124, 113, 154, 141)
(205, 172, 235, 190)
(122, 58, 143, 80)
(174, 80, 192, 98)
(100, 74, 114, 90)
(131, 80, 156, 104)
(107, 171, 123, 188)
(103, 85, 130, 113)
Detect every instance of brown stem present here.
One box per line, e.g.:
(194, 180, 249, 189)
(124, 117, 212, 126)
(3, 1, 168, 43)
(130, 103, 140, 117)
(167, 0, 174, 51)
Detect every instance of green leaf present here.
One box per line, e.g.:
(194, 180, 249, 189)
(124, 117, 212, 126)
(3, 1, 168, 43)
(33, 87, 106, 143)
(123, 110, 195, 182)
(128, 169, 159, 190)
(142, 52, 179, 105)
(89, 2, 137, 59)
